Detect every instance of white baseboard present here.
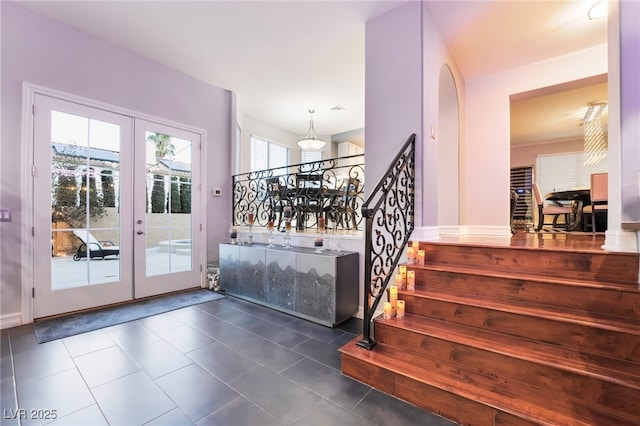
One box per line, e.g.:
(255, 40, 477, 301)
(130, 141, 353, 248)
(602, 229, 639, 253)
(355, 304, 383, 321)
(411, 226, 440, 241)
(1, 312, 23, 330)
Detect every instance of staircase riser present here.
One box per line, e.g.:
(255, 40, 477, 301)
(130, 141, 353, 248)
(341, 353, 497, 426)
(341, 241, 640, 425)
(342, 352, 634, 426)
(421, 244, 639, 285)
(403, 294, 640, 363)
(376, 323, 640, 419)
(414, 269, 640, 320)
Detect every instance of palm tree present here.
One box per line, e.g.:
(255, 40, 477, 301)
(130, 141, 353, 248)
(147, 132, 174, 159)
(147, 133, 174, 213)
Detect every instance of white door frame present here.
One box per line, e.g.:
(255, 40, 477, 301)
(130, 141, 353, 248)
(21, 83, 207, 323)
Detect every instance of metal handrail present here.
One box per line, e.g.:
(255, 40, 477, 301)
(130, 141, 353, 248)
(357, 134, 416, 349)
(231, 154, 365, 231)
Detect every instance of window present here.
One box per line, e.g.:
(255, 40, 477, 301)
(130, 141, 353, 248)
(300, 149, 322, 164)
(250, 136, 289, 172)
(535, 151, 608, 197)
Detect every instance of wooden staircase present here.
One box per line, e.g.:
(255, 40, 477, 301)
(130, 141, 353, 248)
(340, 239, 640, 425)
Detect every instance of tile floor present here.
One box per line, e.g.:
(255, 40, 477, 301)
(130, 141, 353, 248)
(1, 296, 455, 426)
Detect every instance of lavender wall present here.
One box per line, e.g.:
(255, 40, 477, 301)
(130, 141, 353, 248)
(620, 0, 640, 225)
(364, 1, 423, 205)
(1, 2, 232, 319)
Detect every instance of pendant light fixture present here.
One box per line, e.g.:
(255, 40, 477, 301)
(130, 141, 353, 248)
(297, 109, 325, 151)
(587, 0, 607, 20)
(582, 100, 608, 166)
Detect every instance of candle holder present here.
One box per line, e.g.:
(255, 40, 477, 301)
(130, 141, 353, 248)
(247, 224, 254, 245)
(283, 221, 292, 249)
(229, 226, 238, 245)
(237, 227, 245, 245)
(247, 213, 255, 245)
(267, 220, 275, 248)
(314, 232, 324, 253)
(331, 227, 342, 254)
(315, 218, 326, 253)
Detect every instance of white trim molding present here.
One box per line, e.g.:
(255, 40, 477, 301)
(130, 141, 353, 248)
(602, 229, 639, 253)
(411, 225, 440, 242)
(1, 312, 23, 330)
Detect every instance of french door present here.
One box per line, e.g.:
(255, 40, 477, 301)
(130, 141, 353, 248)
(32, 93, 203, 318)
(133, 119, 202, 299)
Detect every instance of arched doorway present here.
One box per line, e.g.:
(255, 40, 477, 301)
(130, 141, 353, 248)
(437, 64, 460, 230)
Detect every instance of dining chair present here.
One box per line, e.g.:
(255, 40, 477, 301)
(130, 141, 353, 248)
(325, 177, 361, 230)
(532, 182, 574, 231)
(295, 173, 323, 230)
(583, 172, 608, 232)
(266, 176, 290, 231)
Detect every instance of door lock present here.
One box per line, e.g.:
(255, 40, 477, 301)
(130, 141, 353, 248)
(136, 219, 143, 225)
(136, 230, 144, 235)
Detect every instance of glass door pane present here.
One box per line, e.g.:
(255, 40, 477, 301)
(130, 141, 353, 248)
(134, 120, 202, 298)
(51, 111, 122, 289)
(33, 94, 133, 318)
(144, 133, 192, 277)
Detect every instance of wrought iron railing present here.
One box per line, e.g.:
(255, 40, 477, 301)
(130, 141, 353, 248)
(232, 154, 365, 231)
(357, 134, 415, 350)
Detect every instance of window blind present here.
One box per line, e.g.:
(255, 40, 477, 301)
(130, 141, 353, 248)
(301, 150, 322, 164)
(250, 136, 290, 172)
(535, 151, 608, 197)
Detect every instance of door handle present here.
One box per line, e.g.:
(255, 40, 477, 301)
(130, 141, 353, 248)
(136, 230, 145, 235)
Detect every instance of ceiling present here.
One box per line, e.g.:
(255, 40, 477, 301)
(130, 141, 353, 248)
(19, 0, 608, 144)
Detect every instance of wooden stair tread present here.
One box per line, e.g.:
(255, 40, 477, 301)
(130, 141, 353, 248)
(341, 238, 640, 425)
(417, 240, 622, 255)
(411, 263, 640, 293)
(404, 287, 640, 335)
(340, 336, 637, 426)
(417, 243, 639, 285)
(376, 313, 640, 389)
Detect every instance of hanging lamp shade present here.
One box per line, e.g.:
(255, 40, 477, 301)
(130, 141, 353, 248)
(297, 110, 325, 151)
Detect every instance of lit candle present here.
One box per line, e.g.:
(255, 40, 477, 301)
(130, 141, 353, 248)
(285, 220, 292, 231)
(383, 302, 392, 320)
(318, 217, 326, 232)
(247, 212, 255, 224)
(407, 247, 415, 264)
(412, 240, 419, 250)
(396, 300, 405, 319)
(389, 285, 398, 302)
(407, 270, 415, 291)
(229, 227, 238, 239)
(314, 236, 323, 247)
(417, 249, 425, 265)
(395, 273, 405, 290)
(267, 220, 274, 231)
(389, 285, 398, 316)
(284, 206, 292, 219)
(399, 265, 407, 284)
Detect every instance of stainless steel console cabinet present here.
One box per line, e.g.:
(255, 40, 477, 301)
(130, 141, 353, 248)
(219, 243, 359, 327)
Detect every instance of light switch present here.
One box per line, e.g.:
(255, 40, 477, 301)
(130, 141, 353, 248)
(0, 208, 12, 222)
(212, 188, 222, 197)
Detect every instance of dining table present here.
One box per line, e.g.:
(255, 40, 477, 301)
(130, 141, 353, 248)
(544, 188, 591, 231)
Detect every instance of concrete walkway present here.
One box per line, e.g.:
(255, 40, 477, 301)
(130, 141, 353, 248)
(52, 247, 192, 290)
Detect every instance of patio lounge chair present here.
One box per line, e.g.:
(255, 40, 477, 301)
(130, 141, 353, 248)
(72, 230, 120, 260)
